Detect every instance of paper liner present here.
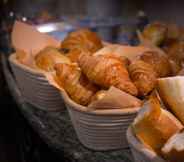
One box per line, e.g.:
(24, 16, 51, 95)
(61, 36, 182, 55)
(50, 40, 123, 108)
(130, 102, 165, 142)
(88, 86, 142, 110)
(93, 44, 152, 61)
(12, 21, 60, 56)
(126, 127, 166, 162)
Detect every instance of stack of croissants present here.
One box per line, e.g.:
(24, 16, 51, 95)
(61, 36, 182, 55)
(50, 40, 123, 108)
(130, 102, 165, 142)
(16, 22, 184, 161)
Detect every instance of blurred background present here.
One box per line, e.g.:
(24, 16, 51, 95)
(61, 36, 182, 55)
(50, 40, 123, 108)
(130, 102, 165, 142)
(0, 0, 183, 162)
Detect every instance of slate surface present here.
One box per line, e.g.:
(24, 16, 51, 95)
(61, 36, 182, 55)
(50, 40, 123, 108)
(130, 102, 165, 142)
(2, 54, 134, 162)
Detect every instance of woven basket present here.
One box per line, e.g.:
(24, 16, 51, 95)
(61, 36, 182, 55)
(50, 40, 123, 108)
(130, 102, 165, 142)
(126, 127, 166, 162)
(9, 54, 65, 111)
(61, 89, 140, 151)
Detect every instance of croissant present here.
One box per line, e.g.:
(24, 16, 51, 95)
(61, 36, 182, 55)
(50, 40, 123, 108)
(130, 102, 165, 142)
(61, 29, 103, 62)
(78, 54, 138, 96)
(54, 63, 98, 105)
(139, 51, 172, 77)
(35, 46, 71, 72)
(128, 51, 171, 97)
(128, 60, 157, 97)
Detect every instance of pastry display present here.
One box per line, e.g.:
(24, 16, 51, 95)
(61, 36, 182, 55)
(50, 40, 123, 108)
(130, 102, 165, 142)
(14, 26, 178, 108)
(11, 20, 184, 159)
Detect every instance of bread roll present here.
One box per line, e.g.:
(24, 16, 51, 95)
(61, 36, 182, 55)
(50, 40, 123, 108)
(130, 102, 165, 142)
(158, 76, 184, 124)
(162, 129, 184, 162)
(132, 95, 183, 155)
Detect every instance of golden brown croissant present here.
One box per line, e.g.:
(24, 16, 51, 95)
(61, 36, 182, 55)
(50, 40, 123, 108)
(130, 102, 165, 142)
(35, 46, 71, 72)
(61, 29, 103, 62)
(128, 60, 157, 97)
(54, 63, 98, 105)
(78, 54, 138, 96)
(139, 51, 172, 77)
(128, 51, 171, 96)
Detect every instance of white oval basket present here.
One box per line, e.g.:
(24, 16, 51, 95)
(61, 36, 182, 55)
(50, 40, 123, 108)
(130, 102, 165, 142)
(9, 54, 65, 111)
(61, 89, 140, 151)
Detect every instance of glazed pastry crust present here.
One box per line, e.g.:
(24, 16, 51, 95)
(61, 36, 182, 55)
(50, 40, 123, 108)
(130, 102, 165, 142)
(54, 63, 98, 105)
(79, 54, 138, 96)
(128, 60, 157, 97)
(128, 51, 171, 96)
(61, 29, 103, 62)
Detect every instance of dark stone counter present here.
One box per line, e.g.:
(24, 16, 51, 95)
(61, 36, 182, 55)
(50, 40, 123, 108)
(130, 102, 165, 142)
(2, 54, 133, 162)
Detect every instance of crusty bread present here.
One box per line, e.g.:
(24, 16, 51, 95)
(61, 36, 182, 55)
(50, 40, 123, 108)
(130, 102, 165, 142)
(162, 129, 184, 162)
(158, 76, 184, 124)
(132, 95, 183, 155)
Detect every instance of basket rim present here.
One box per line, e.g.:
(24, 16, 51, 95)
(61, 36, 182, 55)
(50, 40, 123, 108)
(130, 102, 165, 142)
(61, 89, 140, 116)
(126, 127, 165, 162)
(9, 54, 46, 77)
